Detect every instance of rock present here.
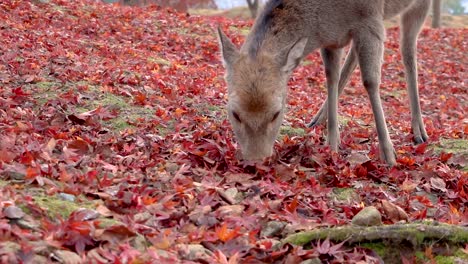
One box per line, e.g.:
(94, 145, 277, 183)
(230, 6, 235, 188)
(15, 219, 39, 230)
(4, 206, 25, 220)
(224, 187, 238, 201)
(30, 255, 48, 264)
(176, 244, 213, 262)
(57, 193, 76, 202)
(351, 206, 382, 226)
(52, 250, 82, 264)
(165, 162, 179, 173)
(153, 249, 172, 258)
(0, 241, 20, 254)
(300, 258, 322, 264)
(5, 171, 26, 181)
(134, 211, 152, 222)
(260, 221, 287, 238)
(216, 205, 244, 217)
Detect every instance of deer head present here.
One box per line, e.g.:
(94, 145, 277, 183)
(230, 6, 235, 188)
(217, 28, 307, 160)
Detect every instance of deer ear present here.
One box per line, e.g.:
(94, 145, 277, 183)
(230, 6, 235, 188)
(217, 27, 240, 68)
(281, 38, 308, 73)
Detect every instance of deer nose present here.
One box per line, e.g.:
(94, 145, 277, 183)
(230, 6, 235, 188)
(241, 149, 272, 161)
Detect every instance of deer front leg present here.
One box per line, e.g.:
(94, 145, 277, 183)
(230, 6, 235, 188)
(320, 48, 344, 152)
(308, 44, 358, 128)
(355, 26, 397, 166)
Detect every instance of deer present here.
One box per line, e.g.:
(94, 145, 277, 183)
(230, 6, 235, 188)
(217, 0, 431, 166)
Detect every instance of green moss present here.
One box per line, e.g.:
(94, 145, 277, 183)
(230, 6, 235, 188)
(414, 231, 427, 244)
(228, 26, 250, 36)
(432, 138, 468, 154)
(34, 194, 94, 219)
(433, 255, 455, 264)
(415, 251, 427, 262)
(280, 126, 306, 137)
(0, 180, 8, 187)
(98, 93, 128, 109)
(432, 138, 468, 171)
(360, 242, 387, 259)
(156, 120, 176, 137)
(71, 84, 156, 131)
(331, 188, 359, 202)
(454, 248, 468, 259)
(301, 59, 314, 66)
(174, 27, 205, 39)
(147, 57, 171, 66)
(108, 118, 132, 130)
(207, 105, 222, 112)
(193, 103, 224, 117)
(383, 88, 407, 99)
(29, 80, 62, 106)
(338, 115, 352, 126)
(35, 81, 56, 89)
(97, 218, 123, 228)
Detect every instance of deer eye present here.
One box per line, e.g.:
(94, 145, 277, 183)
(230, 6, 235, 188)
(232, 111, 242, 123)
(271, 111, 280, 122)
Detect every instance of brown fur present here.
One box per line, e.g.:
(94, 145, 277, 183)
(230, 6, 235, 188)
(232, 55, 279, 113)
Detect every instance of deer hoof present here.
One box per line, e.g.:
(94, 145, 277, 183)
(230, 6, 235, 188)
(413, 134, 428, 144)
(380, 147, 397, 167)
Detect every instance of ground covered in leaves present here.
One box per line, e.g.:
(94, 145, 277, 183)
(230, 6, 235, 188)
(0, 0, 467, 263)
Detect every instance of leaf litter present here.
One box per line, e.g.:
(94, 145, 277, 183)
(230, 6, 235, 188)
(0, 0, 467, 262)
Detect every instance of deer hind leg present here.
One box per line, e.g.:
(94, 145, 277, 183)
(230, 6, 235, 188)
(320, 48, 344, 151)
(308, 43, 358, 128)
(355, 23, 397, 166)
(401, 0, 431, 144)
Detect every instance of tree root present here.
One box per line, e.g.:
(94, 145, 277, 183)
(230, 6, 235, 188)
(283, 221, 468, 247)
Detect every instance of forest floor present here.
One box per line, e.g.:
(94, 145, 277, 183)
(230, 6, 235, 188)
(0, 0, 467, 263)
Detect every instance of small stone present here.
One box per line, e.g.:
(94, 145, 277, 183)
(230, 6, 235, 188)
(216, 205, 244, 217)
(165, 162, 179, 173)
(260, 221, 287, 238)
(134, 211, 152, 222)
(176, 244, 213, 262)
(52, 250, 82, 264)
(224, 187, 238, 200)
(351, 206, 382, 226)
(300, 258, 322, 264)
(30, 255, 48, 264)
(57, 193, 76, 202)
(154, 249, 172, 258)
(131, 235, 148, 251)
(4, 206, 25, 220)
(0, 241, 20, 254)
(16, 219, 39, 230)
(4, 171, 25, 181)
